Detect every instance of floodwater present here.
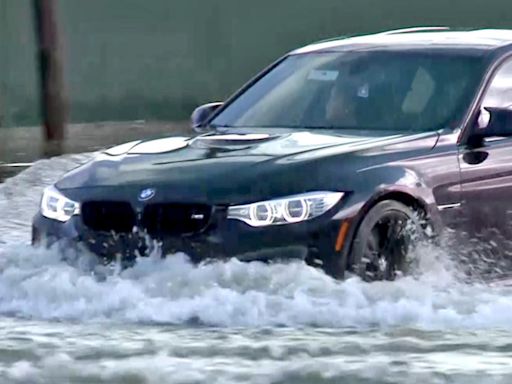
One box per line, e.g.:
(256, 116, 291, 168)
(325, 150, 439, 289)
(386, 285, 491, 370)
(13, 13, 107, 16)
(0, 154, 512, 383)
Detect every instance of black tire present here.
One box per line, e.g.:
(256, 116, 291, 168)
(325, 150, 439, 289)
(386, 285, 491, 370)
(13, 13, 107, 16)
(349, 200, 423, 281)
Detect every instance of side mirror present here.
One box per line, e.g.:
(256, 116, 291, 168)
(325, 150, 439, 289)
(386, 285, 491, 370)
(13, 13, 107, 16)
(191, 102, 223, 132)
(467, 107, 512, 147)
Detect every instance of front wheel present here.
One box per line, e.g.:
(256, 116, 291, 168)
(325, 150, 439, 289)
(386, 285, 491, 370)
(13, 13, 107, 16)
(349, 200, 424, 281)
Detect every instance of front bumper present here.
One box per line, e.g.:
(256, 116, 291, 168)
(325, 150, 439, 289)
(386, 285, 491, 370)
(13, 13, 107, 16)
(32, 210, 347, 274)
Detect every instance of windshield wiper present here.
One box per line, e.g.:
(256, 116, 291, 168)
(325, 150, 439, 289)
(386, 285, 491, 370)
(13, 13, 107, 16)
(207, 124, 364, 130)
(208, 123, 233, 129)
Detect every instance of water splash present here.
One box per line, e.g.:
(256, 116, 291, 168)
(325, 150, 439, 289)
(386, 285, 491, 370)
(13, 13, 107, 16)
(0, 240, 510, 329)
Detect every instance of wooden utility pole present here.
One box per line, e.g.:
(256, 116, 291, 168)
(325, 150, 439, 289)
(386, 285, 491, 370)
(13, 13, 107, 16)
(32, 0, 66, 150)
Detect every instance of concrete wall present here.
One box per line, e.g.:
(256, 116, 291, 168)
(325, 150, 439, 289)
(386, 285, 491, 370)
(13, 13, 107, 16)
(1, 0, 512, 127)
(0, 0, 38, 126)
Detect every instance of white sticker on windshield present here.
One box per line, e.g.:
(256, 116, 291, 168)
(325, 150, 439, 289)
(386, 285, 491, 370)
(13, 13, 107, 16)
(308, 70, 339, 81)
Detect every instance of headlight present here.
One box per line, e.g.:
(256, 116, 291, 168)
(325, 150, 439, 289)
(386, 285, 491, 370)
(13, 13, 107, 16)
(40, 186, 80, 222)
(227, 191, 344, 227)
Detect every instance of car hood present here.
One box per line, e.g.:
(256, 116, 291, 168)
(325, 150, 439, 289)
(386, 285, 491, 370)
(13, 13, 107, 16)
(57, 130, 437, 204)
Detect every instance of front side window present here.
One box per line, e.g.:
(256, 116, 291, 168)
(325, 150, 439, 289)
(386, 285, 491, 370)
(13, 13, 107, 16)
(482, 60, 512, 108)
(478, 59, 512, 129)
(211, 50, 484, 133)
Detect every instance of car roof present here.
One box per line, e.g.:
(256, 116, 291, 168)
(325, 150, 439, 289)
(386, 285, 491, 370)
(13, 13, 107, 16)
(292, 28, 512, 55)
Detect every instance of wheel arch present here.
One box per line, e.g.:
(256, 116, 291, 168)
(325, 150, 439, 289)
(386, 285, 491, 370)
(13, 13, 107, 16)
(342, 190, 434, 271)
(365, 191, 429, 217)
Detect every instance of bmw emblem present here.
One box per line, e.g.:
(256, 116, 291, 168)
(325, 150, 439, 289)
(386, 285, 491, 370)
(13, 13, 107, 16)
(138, 188, 156, 201)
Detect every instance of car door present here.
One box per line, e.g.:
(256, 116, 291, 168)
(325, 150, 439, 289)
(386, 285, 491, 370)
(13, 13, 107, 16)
(459, 58, 512, 245)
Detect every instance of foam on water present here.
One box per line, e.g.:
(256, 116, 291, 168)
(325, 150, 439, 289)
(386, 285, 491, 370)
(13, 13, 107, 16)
(1, 241, 512, 329)
(1, 155, 512, 329)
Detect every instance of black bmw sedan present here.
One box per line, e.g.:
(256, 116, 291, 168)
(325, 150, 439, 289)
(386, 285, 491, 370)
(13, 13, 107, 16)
(32, 27, 512, 281)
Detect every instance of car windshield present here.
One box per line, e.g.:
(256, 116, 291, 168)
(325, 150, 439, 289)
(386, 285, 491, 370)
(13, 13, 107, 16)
(210, 50, 485, 132)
